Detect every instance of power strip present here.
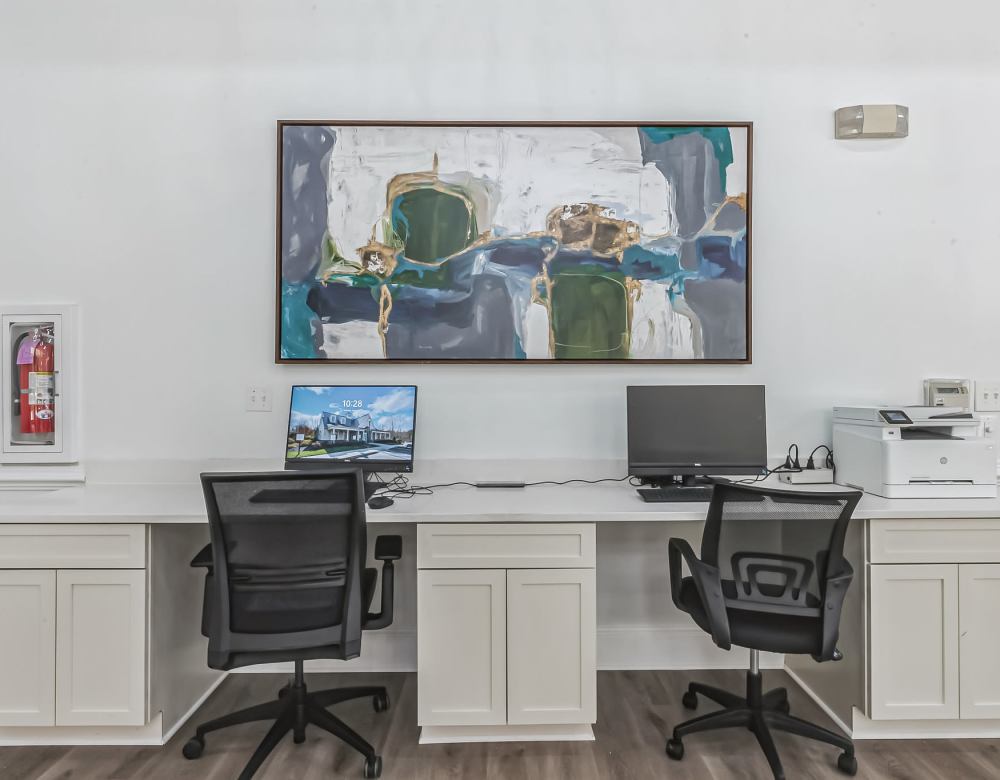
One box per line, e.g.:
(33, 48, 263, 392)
(778, 468, 834, 485)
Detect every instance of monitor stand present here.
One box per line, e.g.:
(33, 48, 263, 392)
(636, 475, 718, 503)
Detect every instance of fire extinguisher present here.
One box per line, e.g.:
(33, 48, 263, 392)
(15, 328, 55, 435)
(15, 330, 38, 434)
(30, 330, 55, 435)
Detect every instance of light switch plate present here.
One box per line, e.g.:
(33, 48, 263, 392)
(976, 381, 1000, 412)
(246, 386, 272, 412)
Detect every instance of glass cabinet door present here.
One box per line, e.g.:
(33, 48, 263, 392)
(4, 314, 62, 455)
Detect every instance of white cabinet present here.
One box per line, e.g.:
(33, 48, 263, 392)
(417, 523, 596, 740)
(55, 569, 147, 726)
(958, 564, 1000, 719)
(0, 524, 147, 729)
(867, 519, 1000, 723)
(417, 569, 506, 726)
(0, 571, 56, 726)
(507, 568, 596, 725)
(869, 563, 959, 720)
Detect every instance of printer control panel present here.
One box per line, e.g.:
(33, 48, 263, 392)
(878, 409, 913, 425)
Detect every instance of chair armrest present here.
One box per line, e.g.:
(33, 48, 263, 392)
(375, 535, 402, 561)
(668, 537, 731, 650)
(365, 536, 402, 630)
(816, 560, 854, 662)
(190, 544, 212, 569)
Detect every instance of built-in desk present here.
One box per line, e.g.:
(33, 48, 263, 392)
(3, 459, 1000, 745)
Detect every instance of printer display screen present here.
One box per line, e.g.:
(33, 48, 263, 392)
(879, 410, 912, 424)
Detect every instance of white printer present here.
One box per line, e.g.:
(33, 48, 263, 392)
(832, 406, 997, 498)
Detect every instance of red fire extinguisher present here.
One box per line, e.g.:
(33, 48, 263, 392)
(30, 330, 55, 435)
(15, 331, 38, 434)
(15, 328, 55, 435)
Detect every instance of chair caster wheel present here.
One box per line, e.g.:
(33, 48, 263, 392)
(182, 736, 204, 760)
(373, 691, 390, 713)
(681, 691, 698, 710)
(278, 684, 290, 698)
(777, 700, 791, 715)
(665, 738, 684, 760)
(293, 731, 306, 744)
(364, 754, 383, 778)
(837, 752, 858, 776)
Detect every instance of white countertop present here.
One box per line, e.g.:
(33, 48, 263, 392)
(2, 460, 1000, 524)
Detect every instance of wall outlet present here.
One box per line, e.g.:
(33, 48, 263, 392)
(246, 386, 272, 412)
(976, 381, 1000, 412)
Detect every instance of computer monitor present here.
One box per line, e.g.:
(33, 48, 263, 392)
(627, 385, 767, 485)
(285, 385, 417, 474)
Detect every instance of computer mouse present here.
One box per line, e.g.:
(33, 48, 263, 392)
(367, 495, 395, 510)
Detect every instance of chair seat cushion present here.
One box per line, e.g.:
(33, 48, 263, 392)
(678, 577, 824, 655)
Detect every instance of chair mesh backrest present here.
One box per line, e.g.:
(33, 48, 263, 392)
(702, 483, 860, 609)
(201, 470, 366, 642)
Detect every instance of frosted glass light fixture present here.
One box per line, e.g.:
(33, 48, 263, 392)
(835, 105, 908, 139)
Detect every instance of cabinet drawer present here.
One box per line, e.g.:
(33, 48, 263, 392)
(418, 523, 595, 569)
(0, 524, 146, 568)
(870, 518, 1000, 564)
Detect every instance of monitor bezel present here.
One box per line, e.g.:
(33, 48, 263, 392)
(285, 384, 418, 474)
(626, 385, 767, 477)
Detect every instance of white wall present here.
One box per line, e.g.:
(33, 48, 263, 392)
(2, 0, 999, 465)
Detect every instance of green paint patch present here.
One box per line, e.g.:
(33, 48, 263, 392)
(392, 188, 477, 262)
(550, 271, 628, 359)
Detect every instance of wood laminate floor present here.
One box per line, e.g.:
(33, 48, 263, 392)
(2, 670, 998, 779)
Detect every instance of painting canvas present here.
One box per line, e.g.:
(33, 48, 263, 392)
(276, 122, 751, 363)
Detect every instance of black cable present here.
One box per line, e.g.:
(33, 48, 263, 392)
(370, 473, 633, 500)
(806, 445, 834, 470)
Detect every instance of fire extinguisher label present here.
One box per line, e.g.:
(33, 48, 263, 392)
(28, 372, 54, 405)
(17, 338, 38, 364)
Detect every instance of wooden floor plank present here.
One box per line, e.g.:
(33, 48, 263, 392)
(2, 670, 999, 779)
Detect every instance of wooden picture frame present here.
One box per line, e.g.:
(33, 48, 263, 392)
(276, 121, 752, 364)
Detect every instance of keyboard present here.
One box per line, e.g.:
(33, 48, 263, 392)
(638, 486, 715, 503)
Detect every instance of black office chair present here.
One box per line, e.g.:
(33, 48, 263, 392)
(665, 482, 862, 780)
(181, 469, 401, 779)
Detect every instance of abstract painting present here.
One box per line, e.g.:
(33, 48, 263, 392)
(276, 122, 751, 363)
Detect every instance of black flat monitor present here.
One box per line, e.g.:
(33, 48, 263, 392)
(627, 385, 767, 485)
(285, 385, 417, 474)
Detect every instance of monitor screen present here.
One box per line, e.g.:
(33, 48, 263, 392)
(286, 385, 417, 472)
(627, 385, 767, 477)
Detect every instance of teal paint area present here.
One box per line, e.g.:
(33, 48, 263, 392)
(640, 126, 734, 192)
(391, 188, 477, 262)
(280, 282, 319, 358)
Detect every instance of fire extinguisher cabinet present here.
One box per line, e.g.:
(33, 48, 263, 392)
(1, 304, 79, 465)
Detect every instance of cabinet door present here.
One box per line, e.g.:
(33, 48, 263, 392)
(959, 563, 1000, 718)
(507, 568, 596, 725)
(417, 569, 506, 726)
(869, 563, 959, 720)
(0, 570, 56, 725)
(55, 569, 146, 726)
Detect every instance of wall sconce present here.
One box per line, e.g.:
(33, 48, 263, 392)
(835, 105, 909, 139)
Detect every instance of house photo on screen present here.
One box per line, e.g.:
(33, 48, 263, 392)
(277, 121, 751, 364)
(286, 385, 417, 465)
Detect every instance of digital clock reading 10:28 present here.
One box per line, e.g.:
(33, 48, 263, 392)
(341, 400, 365, 408)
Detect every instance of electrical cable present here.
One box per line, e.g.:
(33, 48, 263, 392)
(370, 473, 634, 500)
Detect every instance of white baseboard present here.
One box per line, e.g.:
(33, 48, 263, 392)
(160, 672, 227, 744)
(232, 629, 417, 674)
(783, 665, 853, 737)
(597, 625, 783, 670)
(419, 723, 594, 744)
(0, 714, 165, 747)
(851, 707, 1000, 740)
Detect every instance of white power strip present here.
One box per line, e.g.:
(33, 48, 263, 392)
(778, 468, 834, 485)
